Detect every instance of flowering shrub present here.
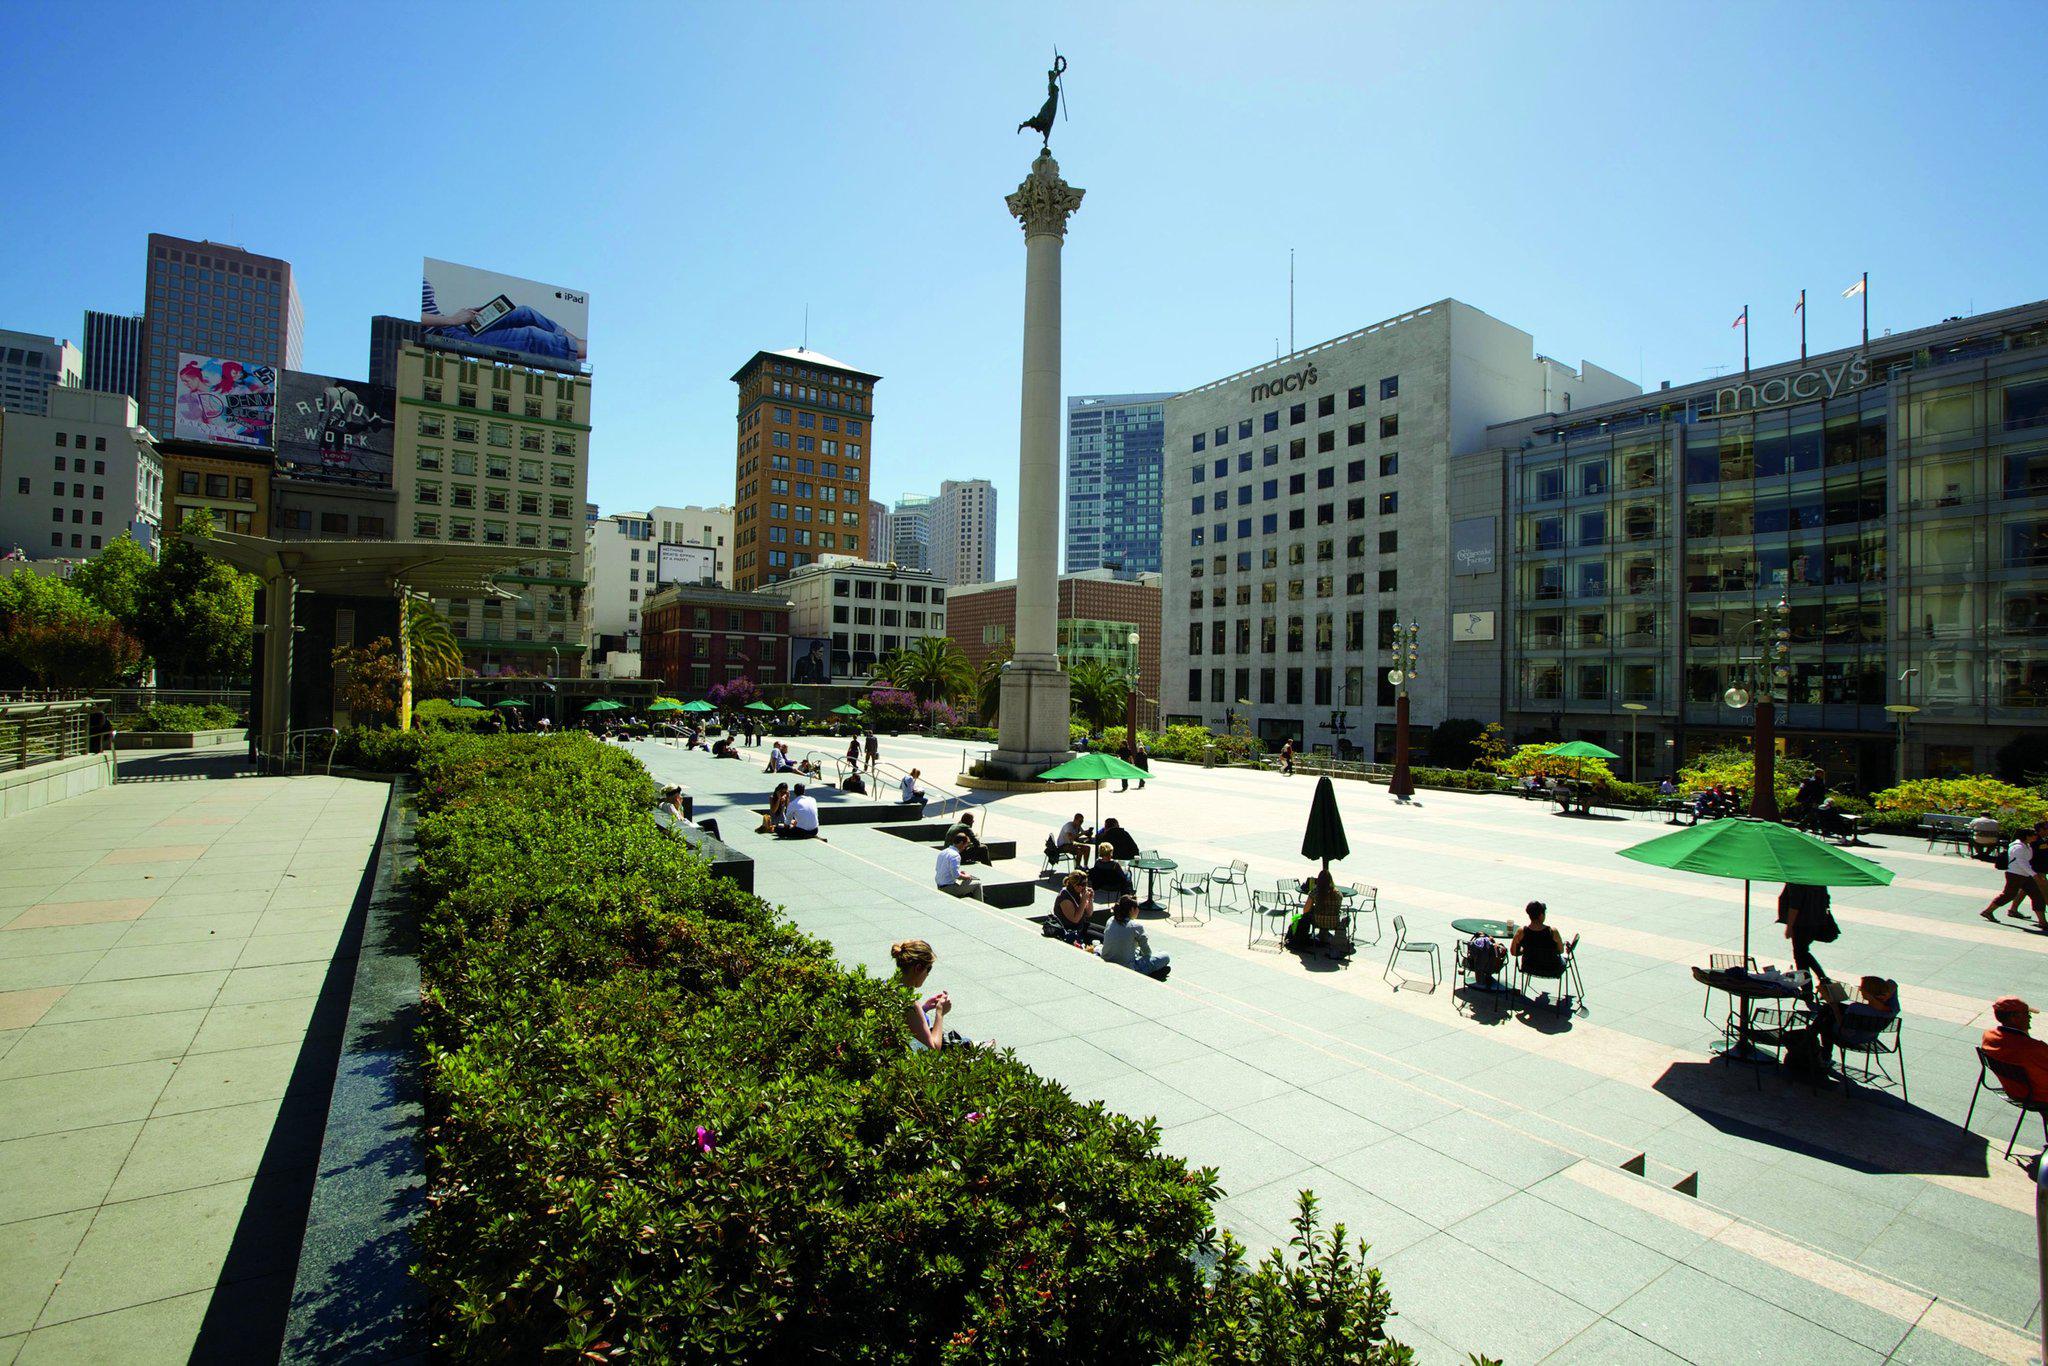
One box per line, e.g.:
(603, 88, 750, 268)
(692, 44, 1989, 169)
(394, 733, 1428, 1362)
(919, 697, 961, 729)
(865, 686, 921, 731)
(707, 676, 760, 710)
(1494, 743, 1617, 785)
(1675, 747, 1820, 808)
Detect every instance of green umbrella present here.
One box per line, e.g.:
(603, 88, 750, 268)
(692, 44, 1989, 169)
(1301, 776, 1350, 870)
(448, 696, 484, 709)
(830, 704, 863, 716)
(493, 698, 527, 709)
(680, 699, 717, 713)
(744, 701, 776, 712)
(780, 703, 810, 713)
(1618, 817, 1892, 961)
(581, 699, 624, 713)
(1546, 740, 1619, 761)
(647, 699, 684, 712)
(1039, 752, 1152, 829)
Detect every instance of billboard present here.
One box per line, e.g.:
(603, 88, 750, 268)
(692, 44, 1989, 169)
(655, 542, 718, 587)
(792, 636, 833, 684)
(420, 258, 589, 371)
(1451, 611, 1496, 643)
(275, 372, 394, 485)
(174, 353, 275, 448)
(1451, 516, 1497, 576)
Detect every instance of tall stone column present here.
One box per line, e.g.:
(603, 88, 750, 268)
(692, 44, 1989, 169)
(985, 151, 1084, 778)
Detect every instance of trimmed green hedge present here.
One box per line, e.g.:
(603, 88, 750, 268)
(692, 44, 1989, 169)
(114, 701, 242, 732)
(396, 733, 1429, 1363)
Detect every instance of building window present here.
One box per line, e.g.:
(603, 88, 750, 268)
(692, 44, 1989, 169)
(1380, 375, 1399, 400)
(1380, 453, 1399, 477)
(1379, 492, 1399, 514)
(1317, 395, 1335, 418)
(1347, 385, 1365, 409)
(1379, 414, 1398, 439)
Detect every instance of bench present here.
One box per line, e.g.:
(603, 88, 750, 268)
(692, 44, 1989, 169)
(876, 822, 1019, 863)
(1921, 813, 1974, 855)
(653, 810, 754, 893)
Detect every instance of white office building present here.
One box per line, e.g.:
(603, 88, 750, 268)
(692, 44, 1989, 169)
(0, 329, 83, 417)
(585, 502, 734, 666)
(0, 388, 162, 557)
(775, 556, 948, 681)
(929, 477, 997, 586)
(1162, 299, 1636, 755)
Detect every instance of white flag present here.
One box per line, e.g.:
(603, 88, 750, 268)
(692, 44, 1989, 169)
(1841, 278, 1866, 299)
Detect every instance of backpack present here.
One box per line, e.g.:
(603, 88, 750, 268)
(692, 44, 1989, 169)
(1994, 846, 2011, 871)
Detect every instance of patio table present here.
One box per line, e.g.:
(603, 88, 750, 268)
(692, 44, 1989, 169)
(1131, 856, 1176, 915)
(1451, 918, 1516, 995)
(1692, 965, 1806, 1065)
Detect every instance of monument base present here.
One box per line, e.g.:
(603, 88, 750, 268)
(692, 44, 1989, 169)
(970, 661, 1073, 783)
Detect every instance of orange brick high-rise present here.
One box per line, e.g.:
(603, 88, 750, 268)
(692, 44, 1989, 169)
(730, 348, 879, 591)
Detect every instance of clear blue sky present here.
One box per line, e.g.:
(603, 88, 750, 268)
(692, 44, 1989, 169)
(6, 2, 2044, 578)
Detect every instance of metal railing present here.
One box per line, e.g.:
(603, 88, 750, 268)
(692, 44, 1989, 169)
(0, 687, 249, 718)
(285, 728, 340, 777)
(817, 751, 984, 834)
(0, 699, 103, 774)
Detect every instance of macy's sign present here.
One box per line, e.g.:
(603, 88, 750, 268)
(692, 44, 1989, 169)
(1715, 355, 1869, 416)
(1250, 364, 1319, 403)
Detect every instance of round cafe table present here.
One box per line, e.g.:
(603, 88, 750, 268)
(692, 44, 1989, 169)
(1451, 919, 1516, 996)
(1130, 856, 1176, 914)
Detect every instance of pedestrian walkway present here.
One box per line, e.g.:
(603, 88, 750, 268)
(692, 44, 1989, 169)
(637, 736, 2042, 1365)
(0, 755, 388, 1363)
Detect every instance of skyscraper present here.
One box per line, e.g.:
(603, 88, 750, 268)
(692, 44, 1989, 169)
(138, 233, 303, 436)
(930, 478, 998, 586)
(0, 329, 81, 415)
(889, 493, 936, 570)
(730, 347, 878, 591)
(368, 314, 422, 390)
(82, 311, 143, 404)
(1066, 392, 1172, 575)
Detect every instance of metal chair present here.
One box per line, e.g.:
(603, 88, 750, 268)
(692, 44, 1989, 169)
(1342, 884, 1381, 945)
(1702, 953, 1754, 1024)
(1833, 1011, 1905, 1100)
(1383, 915, 1441, 992)
(1249, 881, 1301, 949)
(1207, 858, 1250, 913)
(1964, 1048, 2046, 1159)
(1516, 932, 1583, 1012)
(1170, 871, 1211, 925)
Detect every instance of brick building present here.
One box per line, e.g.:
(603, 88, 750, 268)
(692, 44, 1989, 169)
(730, 347, 878, 590)
(642, 582, 792, 695)
(947, 569, 1162, 727)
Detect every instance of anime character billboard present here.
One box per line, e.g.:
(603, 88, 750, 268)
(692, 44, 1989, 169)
(174, 353, 276, 448)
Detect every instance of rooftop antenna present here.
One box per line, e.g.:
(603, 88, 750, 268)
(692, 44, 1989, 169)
(802, 303, 809, 351)
(1289, 248, 1295, 354)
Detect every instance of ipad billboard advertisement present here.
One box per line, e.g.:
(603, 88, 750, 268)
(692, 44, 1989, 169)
(656, 542, 718, 587)
(173, 353, 275, 448)
(419, 258, 589, 371)
(275, 372, 395, 484)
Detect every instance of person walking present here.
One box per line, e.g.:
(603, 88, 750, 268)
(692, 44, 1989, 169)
(1777, 882, 1838, 982)
(863, 729, 880, 774)
(1279, 739, 1295, 777)
(1981, 822, 2048, 929)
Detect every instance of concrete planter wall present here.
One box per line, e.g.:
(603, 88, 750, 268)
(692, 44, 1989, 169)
(113, 728, 248, 751)
(1, 750, 115, 818)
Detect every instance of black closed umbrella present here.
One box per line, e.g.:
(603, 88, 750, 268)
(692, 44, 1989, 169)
(1301, 775, 1350, 871)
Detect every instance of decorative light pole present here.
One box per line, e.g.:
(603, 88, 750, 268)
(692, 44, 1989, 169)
(1124, 630, 1141, 753)
(1721, 596, 1792, 821)
(1386, 620, 1420, 800)
(1621, 701, 1648, 784)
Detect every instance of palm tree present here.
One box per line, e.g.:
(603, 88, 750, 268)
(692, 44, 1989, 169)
(976, 646, 1010, 724)
(405, 597, 465, 691)
(878, 636, 974, 704)
(1067, 658, 1129, 733)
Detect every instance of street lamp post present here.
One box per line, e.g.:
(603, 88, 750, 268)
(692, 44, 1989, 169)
(1124, 630, 1141, 755)
(1387, 620, 1421, 800)
(1721, 596, 1792, 821)
(1621, 701, 1648, 784)
(1884, 704, 1920, 784)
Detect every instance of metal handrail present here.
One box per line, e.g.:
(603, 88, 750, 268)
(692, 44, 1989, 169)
(816, 750, 983, 834)
(284, 727, 339, 776)
(0, 698, 102, 774)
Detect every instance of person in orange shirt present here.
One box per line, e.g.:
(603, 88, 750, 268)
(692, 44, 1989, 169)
(1981, 997, 2048, 1103)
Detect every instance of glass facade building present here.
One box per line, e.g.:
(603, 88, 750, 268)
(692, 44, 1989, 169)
(1466, 300, 2048, 785)
(1066, 392, 1171, 575)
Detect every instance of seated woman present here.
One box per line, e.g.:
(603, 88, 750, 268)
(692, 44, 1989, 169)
(758, 782, 790, 834)
(1510, 900, 1567, 998)
(1099, 895, 1170, 980)
(1089, 843, 1135, 900)
(891, 939, 952, 1051)
(657, 786, 688, 823)
(1048, 871, 1094, 944)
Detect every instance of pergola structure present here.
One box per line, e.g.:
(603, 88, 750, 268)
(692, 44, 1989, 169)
(188, 532, 563, 764)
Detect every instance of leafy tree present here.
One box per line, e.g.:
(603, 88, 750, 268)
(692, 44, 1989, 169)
(1425, 717, 1488, 769)
(1067, 657, 1130, 731)
(1472, 720, 1512, 769)
(132, 513, 256, 683)
(67, 534, 153, 621)
(975, 640, 1011, 723)
(875, 635, 973, 703)
(707, 675, 760, 710)
(332, 638, 405, 726)
(0, 568, 145, 687)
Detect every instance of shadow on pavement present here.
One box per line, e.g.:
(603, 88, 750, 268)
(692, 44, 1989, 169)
(114, 749, 256, 783)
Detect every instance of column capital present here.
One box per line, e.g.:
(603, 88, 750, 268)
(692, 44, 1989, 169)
(1005, 152, 1085, 240)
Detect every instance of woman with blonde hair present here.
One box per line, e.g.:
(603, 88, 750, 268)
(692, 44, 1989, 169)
(891, 939, 950, 1050)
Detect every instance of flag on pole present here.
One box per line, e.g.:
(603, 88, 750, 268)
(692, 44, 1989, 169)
(1731, 308, 1747, 329)
(1793, 295, 1804, 314)
(1842, 278, 1866, 299)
